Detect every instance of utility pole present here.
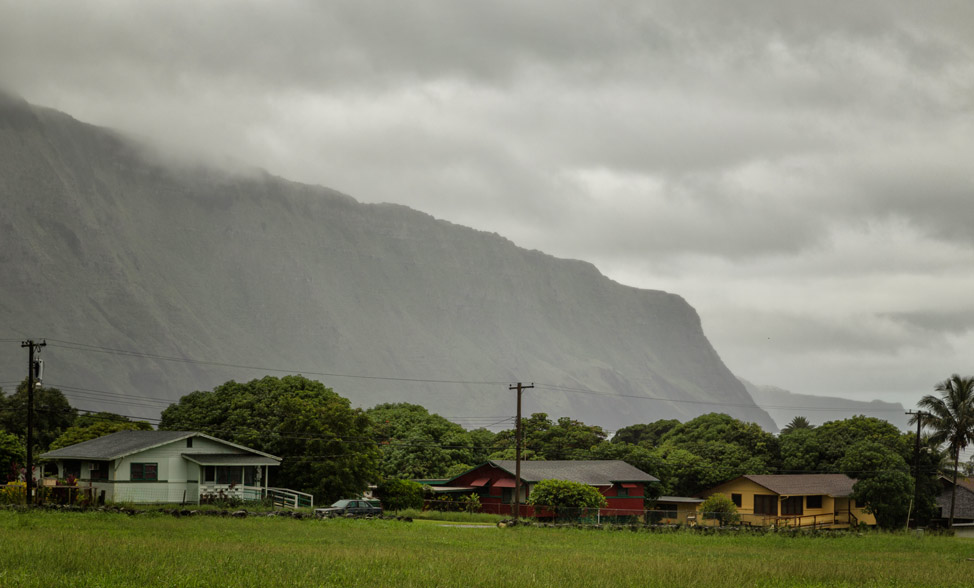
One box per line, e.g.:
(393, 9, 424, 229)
(21, 339, 46, 506)
(906, 410, 927, 528)
(509, 382, 533, 521)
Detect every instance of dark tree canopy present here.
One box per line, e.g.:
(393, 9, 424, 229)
(611, 420, 679, 447)
(780, 416, 813, 435)
(491, 413, 607, 461)
(49, 420, 153, 451)
(366, 402, 481, 479)
(160, 375, 378, 503)
(811, 415, 906, 472)
(838, 440, 913, 529)
(0, 429, 25, 481)
(0, 380, 77, 450)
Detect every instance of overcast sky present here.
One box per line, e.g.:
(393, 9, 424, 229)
(2, 0, 972, 410)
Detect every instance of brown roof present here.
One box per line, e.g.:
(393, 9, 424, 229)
(957, 477, 974, 493)
(742, 474, 857, 497)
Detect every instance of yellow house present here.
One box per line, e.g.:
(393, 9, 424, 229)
(699, 474, 876, 528)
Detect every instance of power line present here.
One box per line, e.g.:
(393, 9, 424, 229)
(44, 338, 509, 386)
(534, 383, 909, 413)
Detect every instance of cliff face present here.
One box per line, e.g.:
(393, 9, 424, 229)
(0, 92, 776, 431)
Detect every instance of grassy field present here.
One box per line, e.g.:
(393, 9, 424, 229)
(1, 510, 973, 587)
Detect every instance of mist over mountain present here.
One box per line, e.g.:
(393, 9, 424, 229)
(740, 379, 907, 431)
(0, 90, 776, 431)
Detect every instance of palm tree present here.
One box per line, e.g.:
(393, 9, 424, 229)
(780, 416, 813, 435)
(913, 374, 974, 527)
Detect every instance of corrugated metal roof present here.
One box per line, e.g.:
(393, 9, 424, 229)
(39, 431, 195, 460)
(488, 460, 658, 485)
(181, 453, 280, 466)
(743, 474, 857, 497)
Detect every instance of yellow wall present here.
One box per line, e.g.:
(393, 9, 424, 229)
(652, 501, 700, 525)
(700, 477, 876, 527)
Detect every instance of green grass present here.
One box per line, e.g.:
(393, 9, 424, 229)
(1, 510, 973, 587)
(394, 507, 505, 524)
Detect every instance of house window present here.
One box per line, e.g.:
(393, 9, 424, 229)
(617, 485, 629, 497)
(806, 495, 823, 509)
(754, 494, 777, 516)
(186, 438, 193, 448)
(501, 488, 513, 504)
(216, 466, 242, 485)
(89, 461, 111, 480)
(204, 466, 215, 482)
(131, 463, 158, 481)
(731, 493, 742, 508)
(64, 460, 82, 480)
(244, 466, 256, 486)
(781, 496, 803, 516)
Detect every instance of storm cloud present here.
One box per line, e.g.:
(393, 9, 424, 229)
(2, 0, 972, 410)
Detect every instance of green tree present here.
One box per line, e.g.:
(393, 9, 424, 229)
(374, 478, 424, 512)
(779, 427, 822, 473)
(466, 428, 498, 465)
(652, 413, 779, 495)
(490, 413, 607, 461)
(160, 375, 379, 503)
(73, 411, 136, 428)
(588, 440, 663, 500)
(811, 415, 905, 472)
(367, 403, 477, 479)
(838, 440, 913, 530)
(700, 493, 740, 525)
(527, 479, 607, 519)
(914, 374, 974, 527)
(0, 380, 77, 450)
(49, 420, 153, 451)
(0, 429, 25, 482)
(611, 420, 680, 447)
(780, 416, 814, 435)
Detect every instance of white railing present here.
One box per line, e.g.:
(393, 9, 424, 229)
(263, 487, 314, 509)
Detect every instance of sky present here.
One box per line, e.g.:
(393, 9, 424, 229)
(2, 0, 972, 411)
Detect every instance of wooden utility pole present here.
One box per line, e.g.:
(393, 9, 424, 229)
(21, 339, 46, 506)
(510, 382, 533, 520)
(906, 410, 927, 528)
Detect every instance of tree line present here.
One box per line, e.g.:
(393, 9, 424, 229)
(2, 373, 973, 529)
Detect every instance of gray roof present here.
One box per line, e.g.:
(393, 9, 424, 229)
(182, 453, 280, 466)
(39, 431, 279, 462)
(742, 474, 857, 497)
(488, 460, 658, 485)
(40, 431, 195, 460)
(657, 496, 704, 504)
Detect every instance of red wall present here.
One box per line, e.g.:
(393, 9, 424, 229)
(434, 464, 647, 518)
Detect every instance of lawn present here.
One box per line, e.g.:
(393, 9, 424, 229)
(1, 509, 973, 587)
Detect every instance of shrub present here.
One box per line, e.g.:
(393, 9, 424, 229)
(527, 479, 607, 520)
(700, 493, 740, 525)
(375, 479, 424, 511)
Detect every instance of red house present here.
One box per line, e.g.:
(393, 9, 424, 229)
(428, 460, 658, 518)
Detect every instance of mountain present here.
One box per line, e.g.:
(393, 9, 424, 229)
(0, 90, 776, 431)
(740, 379, 907, 431)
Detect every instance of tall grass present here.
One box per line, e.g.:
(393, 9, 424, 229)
(394, 507, 504, 523)
(0, 510, 971, 587)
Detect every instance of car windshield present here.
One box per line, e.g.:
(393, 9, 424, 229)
(330, 500, 353, 508)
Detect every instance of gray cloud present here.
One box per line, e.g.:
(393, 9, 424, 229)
(2, 0, 972, 408)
